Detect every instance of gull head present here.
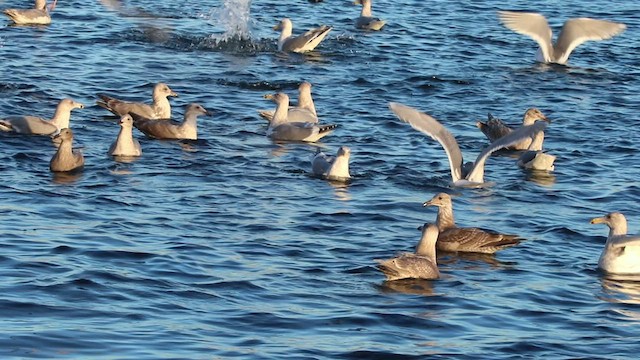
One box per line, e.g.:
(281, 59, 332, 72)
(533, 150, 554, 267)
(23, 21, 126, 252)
(155, 83, 178, 98)
(423, 192, 452, 208)
(119, 114, 134, 128)
(274, 18, 292, 32)
(337, 146, 351, 158)
(185, 103, 211, 117)
(591, 212, 627, 230)
(523, 108, 550, 124)
(60, 98, 85, 111)
(264, 92, 289, 106)
(53, 128, 74, 142)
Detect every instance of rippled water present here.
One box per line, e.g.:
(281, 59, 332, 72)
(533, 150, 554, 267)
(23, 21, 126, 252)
(1, 0, 640, 358)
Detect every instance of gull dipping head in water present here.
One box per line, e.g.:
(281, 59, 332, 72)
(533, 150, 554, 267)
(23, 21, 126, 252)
(0, 98, 84, 136)
(258, 81, 319, 123)
(389, 102, 547, 187)
(590, 212, 640, 275)
(354, 0, 386, 31)
(274, 18, 332, 53)
(3, 0, 57, 25)
(97, 82, 178, 119)
(311, 146, 351, 182)
(376, 223, 440, 281)
(132, 103, 210, 140)
(265, 93, 338, 142)
(424, 193, 521, 254)
(50, 128, 84, 172)
(497, 10, 626, 65)
(477, 108, 550, 151)
(109, 114, 142, 157)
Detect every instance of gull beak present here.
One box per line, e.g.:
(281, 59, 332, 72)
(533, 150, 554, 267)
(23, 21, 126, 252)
(423, 199, 434, 207)
(273, 24, 281, 31)
(170, 91, 178, 97)
(76, 102, 85, 109)
(590, 217, 606, 225)
(263, 94, 275, 100)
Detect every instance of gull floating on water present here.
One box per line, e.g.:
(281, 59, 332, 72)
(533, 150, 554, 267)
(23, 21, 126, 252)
(265, 93, 337, 142)
(132, 103, 210, 140)
(389, 102, 547, 187)
(376, 223, 440, 281)
(3, 0, 57, 25)
(274, 18, 332, 53)
(354, 0, 386, 31)
(50, 128, 84, 172)
(312, 146, 351, 182)
(0, 98, 84, 136)
(516, 130, 556, 171)
(591, 212, 640, 275)
(424, 193, 521, 254)
(258, 82, 318, 123)
(97, 83, 178, 119)
(497, 10, 626, 65)
(109, 114, 142, 157)
(477, 108, 550, 151)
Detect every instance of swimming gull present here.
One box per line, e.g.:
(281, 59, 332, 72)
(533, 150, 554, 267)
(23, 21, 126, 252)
(497, 10, 626, 65)
(0, 98, 84, 136)
(274, 18, 332, 53)
(389, 102, 547, 187)
(590, 212, 640, 275)
(265, 93, 337, 142)
(109, 114, 142, 157)
(354, 0, 386, 31)
(376, 223, 440, 281)
(312, 146, 351, 181)
(3, 0, 56, 25)
(132, 103, 210, 140)
(477, 108, 550, 150)
(517, 130, 556, 171)
(424, 193, 521, 254)
(97, 83, 178, 119)
(258, 81, 318, 123)
(50, 128, 84, 172)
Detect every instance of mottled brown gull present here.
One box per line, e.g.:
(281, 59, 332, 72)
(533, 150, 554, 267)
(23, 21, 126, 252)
(591, 212, 640, 275)
(274, 18, 332, 53)
(476, 108, 549, 150)
(97, 83, 178, 119)
(389, 102, 547, 187)
(0, 98, 84, 136)
(498, 11, 626, 65)
(50, 128, 84, 172)
(258, 82, 318, 123)
(354, 0, 386, 31)
(311, 146, 351, 182)
(109, 114, 142, 157)
(424, 193, 520, 254)
(376, 223, 440, 281)
(132, 103, 209, 140)
(265, 93, 337, 142)
(3, 0, 56, 25)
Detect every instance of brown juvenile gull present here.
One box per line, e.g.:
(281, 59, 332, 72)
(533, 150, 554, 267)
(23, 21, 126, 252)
(476, 108, 550, 150)
(389, 102, 547, 187)
(311, 146, 351, 182)
(497, 11, 626, 65)
(354, 0, 386, 31)
(109, 114, 142, 157)
(96, 83, 178, 119)
(0, 98, 84, 136)
(517, 129, 556, 171)
(590, 212, 640, 275)
(265, 93, 337, 142)
(258, 82, 318, 123)
(424, 193, 521, 254)
(3, 0, 57, 25)
(132, 103, 209, 140)
(376, 223, 440, 281)
(274, 18, 332, 53)
(50, 128, 84, 172)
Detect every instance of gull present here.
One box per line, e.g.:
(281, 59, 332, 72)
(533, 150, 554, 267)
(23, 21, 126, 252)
(389, 102, 547, 187)
(354, 0, 386, 31)
(109, 114, 142, 157)
(50, 128, 84, 172)
(132, 103, 210, 140)
(311, 146, 351, 181)
(376, 223, 440, 281)
(591, 212, 640, 275)
(516, 130, 556, 171)
(265, 93, 337, 142)
(476, 108, 550, 150)
(258, 82, 318, 123)
(97, 83, 178, 119)
(0, 98, 84, 136)
(3, 0, 57, 25)
(424, 193, 521, 254)
(274, 18, 332, 53)
(497, 10, 626, 65)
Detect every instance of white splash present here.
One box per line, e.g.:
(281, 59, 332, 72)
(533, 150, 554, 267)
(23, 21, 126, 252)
(207, 0, 252, 41)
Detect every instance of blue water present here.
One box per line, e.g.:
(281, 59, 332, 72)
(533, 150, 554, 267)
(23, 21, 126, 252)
(1, 0, 640, 358)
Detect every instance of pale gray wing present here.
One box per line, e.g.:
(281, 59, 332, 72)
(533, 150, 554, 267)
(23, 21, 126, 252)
(282, 26, 331, 52)
(133, 117, 180, 139)
(467, 121, 547, 182)
(554, 18, 626, 63)
(311, 152, 333, 176)
(268, 122, 315, 141)
(498, 11, 553, 62)
(1, 116, 57, 135)
(611, 235, 640, 249)
(389, 102, 463, 182)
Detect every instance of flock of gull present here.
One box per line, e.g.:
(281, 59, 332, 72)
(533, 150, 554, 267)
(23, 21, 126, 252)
(2, 0, 639, 280)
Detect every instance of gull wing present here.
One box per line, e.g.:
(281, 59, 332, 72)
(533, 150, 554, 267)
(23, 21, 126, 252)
(611, 235, 640, 250)
(389, 102, 463, 182)
(554, 18, 626, 64)
(498, 11, 554, 63)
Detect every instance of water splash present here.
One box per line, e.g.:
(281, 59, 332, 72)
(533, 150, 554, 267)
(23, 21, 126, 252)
(207, 0, 252, 42)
